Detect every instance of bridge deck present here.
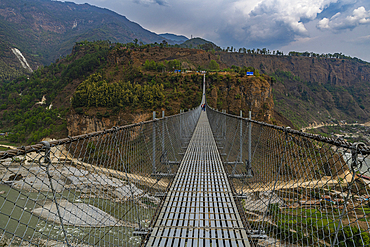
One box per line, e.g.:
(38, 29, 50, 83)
(146, 112, 250, 246)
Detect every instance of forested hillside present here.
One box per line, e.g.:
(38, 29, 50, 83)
(3, 38, 369, 145)
(0, 41, 275, 145)
(0, 40, 33, 81)
(0, 41, 112, 143)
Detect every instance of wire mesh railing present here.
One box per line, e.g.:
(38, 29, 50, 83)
(207, 106, 370, 247)
(0, 107, 201, 246)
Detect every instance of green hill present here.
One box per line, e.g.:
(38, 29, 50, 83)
(180, 38, 221, 51)
(159, 33, 188, 44)
(2, 39, 370, 145)
(0, 41, 275, 145)
(0, 39, 32, 82)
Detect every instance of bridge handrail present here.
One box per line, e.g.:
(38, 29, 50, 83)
(0, 107, 201, 159)
(0, 106, 201, 246)
(207, 105, 370, 154)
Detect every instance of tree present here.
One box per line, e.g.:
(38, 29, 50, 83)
(161, 40, 168, 46)
(209, 60, 220, 70)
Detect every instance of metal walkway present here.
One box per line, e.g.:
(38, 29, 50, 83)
(146, 111, 250, 246)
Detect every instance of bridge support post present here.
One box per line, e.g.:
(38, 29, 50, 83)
(152, 111, 156, 174)
(222, 110, 226, 140)
(179, 109, 182, 141)
(151, 110, 177, 180)
(239, 110, 243, 163)
(229, 110, 253, 179)
(162, 111, 165, 154)
(40, 141, 71, 247)
(224, 110, 226, 139)
(247, 111, 252, 177)
(162, 111, 171, 174)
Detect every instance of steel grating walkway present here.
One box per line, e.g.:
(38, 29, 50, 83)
(146, 111, 250, 247)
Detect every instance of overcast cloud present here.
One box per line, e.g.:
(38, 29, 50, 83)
(59, 0, 370, 61)
(317, 6, 370, 31)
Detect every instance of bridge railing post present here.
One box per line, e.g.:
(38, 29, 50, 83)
(153, 111, 156, 174)
(162, 111, 165, 154)
(40, 141, 71, 247)
(179, 109, 182, 141)
(223, 109, 226, 140)
(240, 110, 243, 163)
(247, 111, 252, 177)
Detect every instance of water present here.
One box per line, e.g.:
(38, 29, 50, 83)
(359, 156, 370, 176)
(0, 185, 152, 246)
(342, 152, 370, 182)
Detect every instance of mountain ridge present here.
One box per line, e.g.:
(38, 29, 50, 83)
(159, 33, 188, 44)
(0, 0, 173, 80)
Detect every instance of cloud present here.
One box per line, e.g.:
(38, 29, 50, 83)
(317, 18, 331, 29)
(316, 0, 356, 19)
(317, 6, 370, 31)
(133, 0, 168, 6)
(353, 34, 370, 44)
(331, 12, 341, 19)
(215, 0, 339, 47)
(58, 0, 369, 52)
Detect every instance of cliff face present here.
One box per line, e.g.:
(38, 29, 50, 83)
(66, 75, 275, 136)
(219, 53, 370, 127)
(206, 73, 274, 122)
(219, 53, 370, 86)
(67, 114, 114, 137)
(67, 112, 152, 136)
(65, 48, 285, 136)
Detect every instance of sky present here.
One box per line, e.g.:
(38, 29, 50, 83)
(59, 0, 370, 62)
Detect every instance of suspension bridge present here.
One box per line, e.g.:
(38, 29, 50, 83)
(1, 78, 370, 246)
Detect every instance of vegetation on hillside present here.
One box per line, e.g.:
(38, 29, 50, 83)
(0, 39, 276, 145)
(0, 41, 212, 144)
(222, 47, 368, 64)
(0, 41, 112, 144)
(180, 38, 221, 52)
(2, 37, 368, 145)
(0, 40, 32, 82)
(72, 73, 166, 109)
(271, 69, 369, 129)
